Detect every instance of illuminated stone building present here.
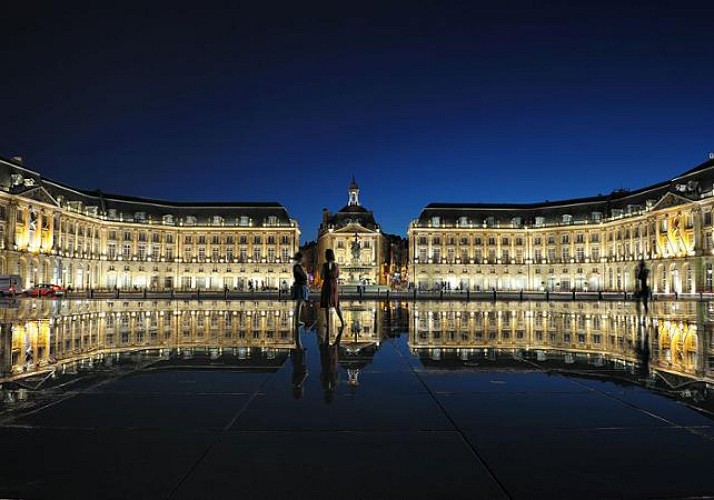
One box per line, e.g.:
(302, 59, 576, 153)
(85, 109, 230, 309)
(0, 157, 300, 290)
(317, 178, 389, 286)
(408, 158, 714, 294)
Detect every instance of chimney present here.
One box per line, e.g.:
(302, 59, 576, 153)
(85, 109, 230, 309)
(322, 208, 330, 223)
(11, 156, 23, 165)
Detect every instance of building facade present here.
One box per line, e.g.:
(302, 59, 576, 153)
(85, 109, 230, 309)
(408, 158, 714, 294)
(316, 179, 389, 286)
(0, 157, 300, 291)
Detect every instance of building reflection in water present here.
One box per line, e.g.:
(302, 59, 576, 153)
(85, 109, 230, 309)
(1, 298, 713, 408)
(410, 300, 713, 404)
(0, 299, 307, 386)
(315, 300, 399, 388)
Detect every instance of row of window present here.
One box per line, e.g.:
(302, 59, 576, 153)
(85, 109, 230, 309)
(425, 209, 699, 229)
(417, 246, 605, 263)
(55, 229, 294, 245)
(104, 244, 293, 262)
(416, 230, 669, 247)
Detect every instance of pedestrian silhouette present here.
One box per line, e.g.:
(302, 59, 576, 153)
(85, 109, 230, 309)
(320, 249, 345, 332)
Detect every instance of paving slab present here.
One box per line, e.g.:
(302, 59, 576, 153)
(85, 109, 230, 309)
(569, 377, 714, 427)
(0, 427, 215, 500)
(435, 392, 670, 430)
(93, 369, 270, 394)
(418, 370, 591, 394)
(13, 393, 252, 430)
(462, 427, 714, 499)
(232, 392, 452, 431)
(172, 431, 508, 500)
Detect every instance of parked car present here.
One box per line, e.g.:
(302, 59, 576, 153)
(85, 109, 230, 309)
(25, 283, 65, 297)
(0, 275, 24, 297)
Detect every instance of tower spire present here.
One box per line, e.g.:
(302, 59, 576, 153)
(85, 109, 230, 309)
(348, 176, 360, 206)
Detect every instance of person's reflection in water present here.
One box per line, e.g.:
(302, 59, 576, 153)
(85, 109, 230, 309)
(319, 325, 344, 403)
(635, 319, 651, 381)
(290, 320, 308, 399)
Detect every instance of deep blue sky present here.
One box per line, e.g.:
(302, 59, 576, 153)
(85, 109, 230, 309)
(3, 1, 714, 242)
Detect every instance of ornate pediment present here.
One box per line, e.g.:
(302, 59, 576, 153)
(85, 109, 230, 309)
(650, 191, 692, 212)
(17, 185, 60, 207)
(331, 224, 378, 235)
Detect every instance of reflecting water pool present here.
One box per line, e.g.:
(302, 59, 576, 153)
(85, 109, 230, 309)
(1, 298, 712, 408)
(3, 298, 714, 499)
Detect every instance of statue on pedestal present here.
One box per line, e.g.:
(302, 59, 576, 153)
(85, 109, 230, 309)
(351, 233, 361, 262)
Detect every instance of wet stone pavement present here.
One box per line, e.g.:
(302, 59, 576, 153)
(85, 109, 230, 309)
(3, 328, 714, 499)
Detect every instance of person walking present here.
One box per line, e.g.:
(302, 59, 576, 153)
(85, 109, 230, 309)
(320, 249, 345, 330)
(292, 252, 309, 331)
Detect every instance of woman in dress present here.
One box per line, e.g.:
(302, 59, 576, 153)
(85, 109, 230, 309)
(320, 248, 345, 329)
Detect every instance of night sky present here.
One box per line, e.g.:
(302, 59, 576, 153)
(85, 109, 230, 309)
(3, 1, 714, 242)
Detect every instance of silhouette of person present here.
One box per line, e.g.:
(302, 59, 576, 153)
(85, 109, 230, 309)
(292, 252, 309, 330)
(636, 259, 650, 314)
(635, 320, 651, 381)
(289, 311, 309, 399)
(320, 249, 345, 331)
(319, 325, 343, 403)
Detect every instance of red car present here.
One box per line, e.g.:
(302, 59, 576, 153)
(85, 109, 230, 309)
(26, 283, 65, 297)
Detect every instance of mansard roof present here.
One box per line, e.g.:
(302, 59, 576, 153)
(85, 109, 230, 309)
(324, 207, 379, 230)
(416, 158, 714, 228)
(0, 156, 295, 227)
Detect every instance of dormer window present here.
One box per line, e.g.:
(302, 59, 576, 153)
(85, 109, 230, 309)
(107, 209, 117, 219)
(212, 216, 224, 226)
(162, 214, 174, 225)
(511, 217, 522, 228)
(562, 214, 572, 225)
(535, 217, 545, 227)
(591, 211, 602, 222)
(431, 216, 440, 227)
(239, 215, 250, 227)
(134, 212, 146, 221)
(458, 216, 468, 227)
(266, 216, 278, 226)
(185, 215, 197, 225)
